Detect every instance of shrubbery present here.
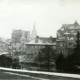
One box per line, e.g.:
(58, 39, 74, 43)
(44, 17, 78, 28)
(0, 55, 12, 67)
(55, 32, 80, 73)
(0, 55, 21, 69)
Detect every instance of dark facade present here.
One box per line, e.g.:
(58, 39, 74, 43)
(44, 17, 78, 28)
(57, 21, 80, 56)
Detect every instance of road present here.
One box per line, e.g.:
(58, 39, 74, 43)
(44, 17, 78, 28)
(0, 70, 79, 80)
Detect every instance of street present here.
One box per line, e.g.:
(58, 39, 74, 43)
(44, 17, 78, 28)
(0, 70, 31, 79)
(0, 70, 79, 80)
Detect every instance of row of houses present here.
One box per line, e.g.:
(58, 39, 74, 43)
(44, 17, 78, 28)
(10, 26, 56, 63)
(0, 21, 80, 63)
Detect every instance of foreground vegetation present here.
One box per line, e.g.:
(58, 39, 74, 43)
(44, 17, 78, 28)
(56, 32, 80, 73)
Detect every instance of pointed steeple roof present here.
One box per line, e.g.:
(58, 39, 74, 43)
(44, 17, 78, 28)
(31, 23, 37, 39)
(74, 21, 79, 26)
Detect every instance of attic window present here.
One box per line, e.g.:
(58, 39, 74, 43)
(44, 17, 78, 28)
(35, 39, 38, 43)
(42, 41, 45, 43)
(50, 41, 52, 43)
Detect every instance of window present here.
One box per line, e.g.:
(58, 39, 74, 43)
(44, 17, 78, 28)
(67, 36, 74, 40)
(35, 39, 38, 43)
(14, 48, 16, 50)
(70, 30, 75, 33)
(28, 46, 29, 48)
(42, 41, 45, 43)
(61, 27, 64, 31)
(43, 46, 45, 48)
(19, 47, 21, 50)
(60, 43, 63, 47)
(32, 46, 34, 48)
(68, 43, 73, 47)
(35, 46, 37, 48)
(38, 46, 41, 49)
(53, 46, 56, 49)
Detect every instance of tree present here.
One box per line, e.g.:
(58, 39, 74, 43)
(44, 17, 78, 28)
(0, 55, 12, 67)
(12, 58, 21, 69)
(66, 31, 80, 72)
(55, 32, 80, 73)
(36, 45, 56, 71)
(55, 52, 66, 72)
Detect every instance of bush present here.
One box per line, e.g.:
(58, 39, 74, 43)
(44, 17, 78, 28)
(0, 55, 12, 67)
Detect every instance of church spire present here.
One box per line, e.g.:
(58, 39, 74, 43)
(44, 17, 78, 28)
(74, 20, 79, 26)
(31, 23, 37, 39)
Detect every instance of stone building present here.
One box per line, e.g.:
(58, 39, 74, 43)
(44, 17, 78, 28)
(0, 38, 11, 56)
(57, 21, 80, 56)
(11, 25, 37, 58)
(11, 30, 31, 57)
(19, 37, 56, 63)
(11, 25, 56, 63)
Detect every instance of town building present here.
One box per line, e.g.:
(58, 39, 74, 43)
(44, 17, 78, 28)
(19, 37, 56, 63)
(11, 24, 38, 58)
(11, 25, 57, 63)
(11, 29, 31, 57)
(57, 21, 80, 56)
(0, 38, 11, 56)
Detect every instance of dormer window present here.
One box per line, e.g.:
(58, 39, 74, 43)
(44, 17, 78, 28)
(42, 41, 45, 43)
(35, 39, 38, 43)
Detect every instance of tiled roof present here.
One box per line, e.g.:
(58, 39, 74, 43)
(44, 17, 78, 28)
(38, 37, 56, 43)
(58, 21, 80, 32)
(26, 37, 56, 45)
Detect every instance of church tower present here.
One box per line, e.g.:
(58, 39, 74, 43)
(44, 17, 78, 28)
(21, 31, 26, 45)
(31, 23, 37, 39)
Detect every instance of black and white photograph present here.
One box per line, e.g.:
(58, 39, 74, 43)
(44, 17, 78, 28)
(0, 0, 80, 80)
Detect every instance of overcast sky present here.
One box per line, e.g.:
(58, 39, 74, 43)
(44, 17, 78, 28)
(0, 0, 80, 39)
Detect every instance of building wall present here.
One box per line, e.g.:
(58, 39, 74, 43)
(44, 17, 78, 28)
(11, 30, 31, 57)
(18, 36, 57, 63)
(20, 43, 56, 63)
(57, 21, 80, 56)
(0, 38, 10, 52)
(11, 29, 57, 63)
